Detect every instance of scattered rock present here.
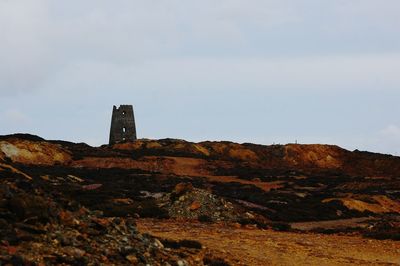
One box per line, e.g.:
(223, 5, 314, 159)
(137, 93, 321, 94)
(189, 201, 201, 211)
(82, 184, 103, 190)
(177, 259, 189, 266)
(62, 246, 86, 257)
(173, 182, 194, 196)
(2, 134, 400, 265)
(154, 238, 164, 249)
(112, 198, 134, 205)
(0, 176, 213, 265)
(126, 254, 138, 264)
(160, 184, 259, 223)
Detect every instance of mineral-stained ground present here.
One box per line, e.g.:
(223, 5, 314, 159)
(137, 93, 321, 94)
(0, 133, 399, 265)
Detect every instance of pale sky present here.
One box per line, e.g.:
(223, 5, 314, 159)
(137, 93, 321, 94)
(1, 0, 400, 154)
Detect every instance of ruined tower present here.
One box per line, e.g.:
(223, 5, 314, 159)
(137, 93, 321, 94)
(109, 105, 137, 145)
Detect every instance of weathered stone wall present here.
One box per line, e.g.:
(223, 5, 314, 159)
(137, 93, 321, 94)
(109, 105, 137, 145)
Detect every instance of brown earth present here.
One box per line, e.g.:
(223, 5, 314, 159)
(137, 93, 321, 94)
(137, 219, 400, 266)
(0, 138, 71, 165)
(71, 156, 212, 177)
(1, 134, 400, 265)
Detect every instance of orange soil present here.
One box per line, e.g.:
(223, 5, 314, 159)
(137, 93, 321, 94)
(70, 156, 211, 176)
(137, 219, 400, 266)
(284, 144, 344, 169)
(72, 156, 280, 191)
(323, 196, 400, 214)
(0, 139, 71, 165)
(204, 175, 283, 191)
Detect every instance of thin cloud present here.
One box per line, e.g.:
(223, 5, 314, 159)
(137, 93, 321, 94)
(380, 125, 400, 141)
(53, 54, 399, 94)
(1, 1, 400, 154)
(2, 0, 400, 95)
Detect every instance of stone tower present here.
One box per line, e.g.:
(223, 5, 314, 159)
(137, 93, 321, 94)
(109, 105, 137, 145)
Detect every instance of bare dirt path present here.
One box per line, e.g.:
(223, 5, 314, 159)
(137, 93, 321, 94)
(137, 219, 400, 266)
(290, 217, 374, 231)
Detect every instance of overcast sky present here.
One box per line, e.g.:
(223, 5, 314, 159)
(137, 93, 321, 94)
(1, 0, 400, 154)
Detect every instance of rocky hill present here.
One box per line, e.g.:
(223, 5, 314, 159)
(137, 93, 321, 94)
(1, 134, 399, 265)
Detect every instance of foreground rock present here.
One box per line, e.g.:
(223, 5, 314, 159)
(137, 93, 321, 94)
(0, 175, 226, 265)
(156, 182, 266, 224)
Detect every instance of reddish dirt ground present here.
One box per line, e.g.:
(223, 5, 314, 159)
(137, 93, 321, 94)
(137, 219, 400, 266)
(203, 175, 284, 191)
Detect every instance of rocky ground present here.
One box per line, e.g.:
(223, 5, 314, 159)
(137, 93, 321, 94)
(1, 133, 400, 265)
(0, 173, 227, 265)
